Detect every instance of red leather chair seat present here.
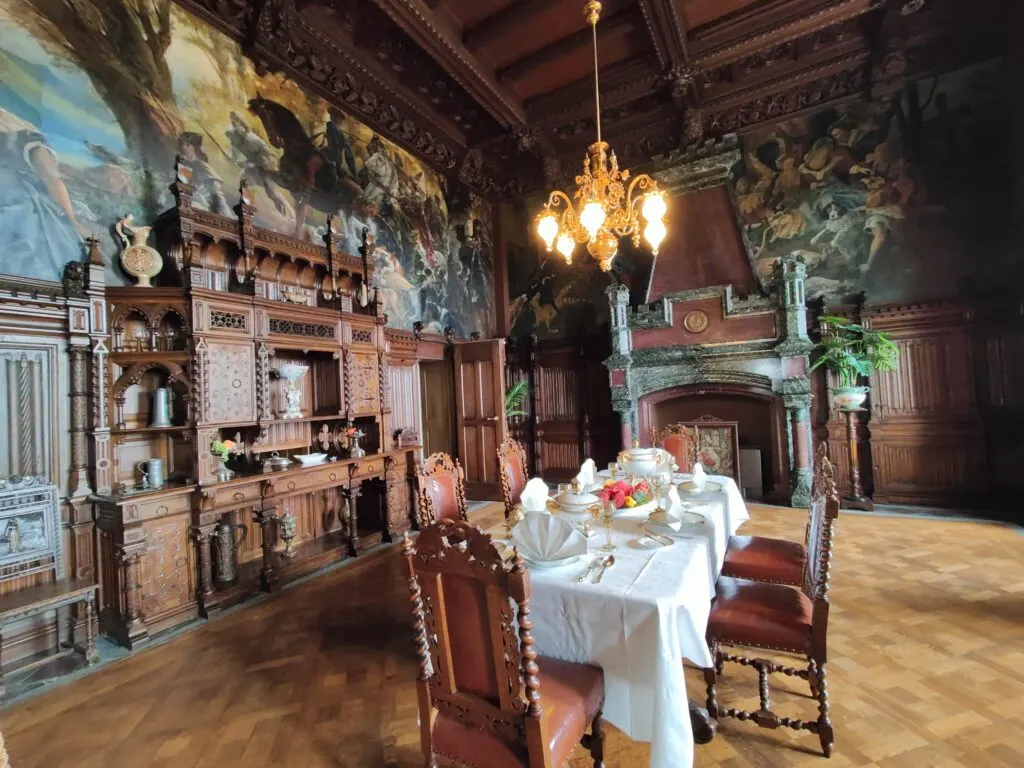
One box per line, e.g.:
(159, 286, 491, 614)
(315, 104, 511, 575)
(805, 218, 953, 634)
(708, 576, 813, 653)
(433, 656, 604, 768)
(722, 534, 805, 585)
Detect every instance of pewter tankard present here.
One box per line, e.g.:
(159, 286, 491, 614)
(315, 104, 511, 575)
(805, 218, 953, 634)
(136, 458, 165, 489)
(213, 518, 247, 585)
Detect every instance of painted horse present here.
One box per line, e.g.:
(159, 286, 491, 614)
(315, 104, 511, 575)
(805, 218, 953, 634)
(247, 95, 359, 239)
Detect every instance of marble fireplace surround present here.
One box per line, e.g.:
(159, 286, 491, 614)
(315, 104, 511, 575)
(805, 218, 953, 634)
(604, 258, 816, 507)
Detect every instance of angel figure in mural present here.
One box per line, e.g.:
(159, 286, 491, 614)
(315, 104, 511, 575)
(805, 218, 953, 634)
(224, 111, 291, 217)
(0, 107, 89, 280)
(247, 95, 361, 240)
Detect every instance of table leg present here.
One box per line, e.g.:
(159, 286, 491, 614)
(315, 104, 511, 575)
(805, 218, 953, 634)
(85, 596, 99, 665)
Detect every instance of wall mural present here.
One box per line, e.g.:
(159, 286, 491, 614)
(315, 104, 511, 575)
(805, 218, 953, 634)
(731, 61, 1011, 303)
(0, 0, 494, 337)
(505, 201, 649, 341)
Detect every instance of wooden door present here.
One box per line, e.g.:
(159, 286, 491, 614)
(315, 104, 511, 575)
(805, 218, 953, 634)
(419, 360, 455, 459)
(454, 338, 507, 500)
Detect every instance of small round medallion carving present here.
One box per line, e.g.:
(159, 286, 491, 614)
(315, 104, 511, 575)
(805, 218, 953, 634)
(155, 505, 169, 517)
(683, 310, 710, 334)
(231, 379, 242, 389)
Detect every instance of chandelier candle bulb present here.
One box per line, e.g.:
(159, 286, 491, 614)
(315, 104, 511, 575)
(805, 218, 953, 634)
(556, 234, 576, 262)
(580, 201, 606, 240)
(644, 219, 667, 254)
(537, 214, 559, 249)
(642, 192, 667, 222)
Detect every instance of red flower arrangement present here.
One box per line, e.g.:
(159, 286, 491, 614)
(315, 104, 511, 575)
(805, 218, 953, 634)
(597, 479, 652, 509)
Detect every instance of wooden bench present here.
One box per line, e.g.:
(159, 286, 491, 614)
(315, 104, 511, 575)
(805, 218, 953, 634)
(0, 476, 99, 699)
(0, 579, 99, 698)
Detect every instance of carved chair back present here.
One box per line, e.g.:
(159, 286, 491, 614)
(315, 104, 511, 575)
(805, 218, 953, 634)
(803, 444, 841, 659)
(652, 424, 699, 472)
(497, 438, 529, 519)
(403, 521, 544, 761)
(415, 452, 468, 528)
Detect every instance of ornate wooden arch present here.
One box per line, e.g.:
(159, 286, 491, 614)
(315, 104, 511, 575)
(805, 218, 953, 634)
(111, 360, 192, 429)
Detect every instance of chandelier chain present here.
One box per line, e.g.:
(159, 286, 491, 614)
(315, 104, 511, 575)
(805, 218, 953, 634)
(592, 19, 601, 144)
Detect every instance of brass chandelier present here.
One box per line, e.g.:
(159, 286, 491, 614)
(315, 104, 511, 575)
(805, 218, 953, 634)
(534, 0, 668, 272)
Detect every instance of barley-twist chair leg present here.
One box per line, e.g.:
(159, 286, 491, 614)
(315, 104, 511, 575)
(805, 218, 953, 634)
(816, 662, 834, 757)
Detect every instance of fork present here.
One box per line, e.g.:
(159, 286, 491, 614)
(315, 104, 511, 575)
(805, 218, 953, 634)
(575, 557, 599, 583)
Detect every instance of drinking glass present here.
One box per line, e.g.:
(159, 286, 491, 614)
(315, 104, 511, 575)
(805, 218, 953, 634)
(651, 474, 666, 514)
(608, 462, 619, 479)
(601, 501, 617, 553)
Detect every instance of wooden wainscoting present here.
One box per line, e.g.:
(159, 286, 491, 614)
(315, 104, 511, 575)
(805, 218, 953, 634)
(505, 335, 618, 482)
(864, 302, 986, 506)
(814, 299, 1024, 512)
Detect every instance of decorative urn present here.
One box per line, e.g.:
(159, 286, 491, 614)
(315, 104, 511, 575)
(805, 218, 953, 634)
(616, 439, 667, 477)
(115, 214, 163, 287)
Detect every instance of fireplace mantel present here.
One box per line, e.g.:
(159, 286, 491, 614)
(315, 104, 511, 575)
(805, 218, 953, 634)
(605, 258, 815, 506)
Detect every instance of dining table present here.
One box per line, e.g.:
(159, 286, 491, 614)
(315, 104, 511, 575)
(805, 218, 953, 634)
(495, 473, 749, 768)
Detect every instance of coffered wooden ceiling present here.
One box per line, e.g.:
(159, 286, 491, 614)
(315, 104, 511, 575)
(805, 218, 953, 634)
(180, 0, 1010, 198)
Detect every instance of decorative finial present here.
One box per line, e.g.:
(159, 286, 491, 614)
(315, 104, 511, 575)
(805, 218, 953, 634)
(584, 0, 602, 25)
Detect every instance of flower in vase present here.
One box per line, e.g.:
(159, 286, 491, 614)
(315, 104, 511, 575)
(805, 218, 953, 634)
(211, 439, 235, 459)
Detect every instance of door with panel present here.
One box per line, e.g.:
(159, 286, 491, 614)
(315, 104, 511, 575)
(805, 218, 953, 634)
(454, 339, 508, 500)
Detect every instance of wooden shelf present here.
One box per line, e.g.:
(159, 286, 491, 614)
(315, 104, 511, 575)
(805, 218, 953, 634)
(109, 350, 190, 363)
(97, 481, 197, 502)
(111, 425, 191, 436)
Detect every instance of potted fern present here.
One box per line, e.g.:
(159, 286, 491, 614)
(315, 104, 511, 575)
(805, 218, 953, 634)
(504, 379, 529, 418)
(810, 315, 899, 411)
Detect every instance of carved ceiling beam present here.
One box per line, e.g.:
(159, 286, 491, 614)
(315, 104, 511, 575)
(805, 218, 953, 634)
(526, 56, 662, 127)
(639, 0, 689, 69)
(496, 8, 634, 83)
(690, 0, 877, 71)
(365, 0, 525, 126)
(463, 0, 552, 51)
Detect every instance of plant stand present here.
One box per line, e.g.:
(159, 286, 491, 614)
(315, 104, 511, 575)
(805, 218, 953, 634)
(840, 408, 873, 510)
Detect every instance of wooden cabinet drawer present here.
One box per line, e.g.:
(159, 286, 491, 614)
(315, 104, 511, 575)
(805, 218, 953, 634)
(350, 458, 385, 479)
(202, 480, 261, 511)
(123, 491, 193, 523)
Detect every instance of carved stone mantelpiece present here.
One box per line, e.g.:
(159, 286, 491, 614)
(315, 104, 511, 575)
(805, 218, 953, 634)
(606, 256, 814, 506)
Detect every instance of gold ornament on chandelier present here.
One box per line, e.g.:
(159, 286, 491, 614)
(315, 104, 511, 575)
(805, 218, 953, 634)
(534, 0, 668, 272)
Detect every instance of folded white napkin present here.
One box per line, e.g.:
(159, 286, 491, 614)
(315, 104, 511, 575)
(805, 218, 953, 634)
(520, 477, 551, 513)
(512, 513, 587, 562)
(656, 487, 708, 531)
(691, 462, 708, 491)
(576, 458, 597, 490)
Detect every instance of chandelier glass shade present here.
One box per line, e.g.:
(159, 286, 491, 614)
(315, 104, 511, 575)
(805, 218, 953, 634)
(534, 1, 668, 272)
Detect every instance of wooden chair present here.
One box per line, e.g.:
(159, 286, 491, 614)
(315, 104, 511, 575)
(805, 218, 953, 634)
(703, 449, 840, 757)
(415, 452, 469, 529)
(403, 520, 606, 768)
(651, 424, 699, 472)
(497, 438, 530, 520)
(721, 443, 836, 586)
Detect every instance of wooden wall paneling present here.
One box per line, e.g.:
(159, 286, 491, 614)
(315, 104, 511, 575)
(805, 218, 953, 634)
(975, 311, 1024, 499)
(387, 362, 423, 448)
(420, 360, 455, 459)
(863, 303, 985, 506)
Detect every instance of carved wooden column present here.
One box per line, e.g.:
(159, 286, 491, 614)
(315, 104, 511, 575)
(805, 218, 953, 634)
(384, 455, 411, 541)
(192, 524, 219, 617)
(68, 343, 92, 498)
(841, 409, 873, 510)
(344, 482, 362, 556)
(253, 504, 280, 592)
(118, 544, 148, 648)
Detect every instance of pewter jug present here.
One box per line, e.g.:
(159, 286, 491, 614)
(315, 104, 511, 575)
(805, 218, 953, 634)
(136, 458, 165, 489)
(213, 518, 247, 585)
(150, 387, 172, 427)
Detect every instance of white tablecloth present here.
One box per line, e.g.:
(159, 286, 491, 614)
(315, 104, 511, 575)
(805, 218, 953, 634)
(504, 475, 747, 768)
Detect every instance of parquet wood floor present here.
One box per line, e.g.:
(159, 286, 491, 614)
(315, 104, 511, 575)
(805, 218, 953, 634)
(3, 504, 1024, 767)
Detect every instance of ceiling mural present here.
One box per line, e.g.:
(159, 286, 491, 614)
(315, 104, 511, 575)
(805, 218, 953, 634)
(0, 0, 494, 337)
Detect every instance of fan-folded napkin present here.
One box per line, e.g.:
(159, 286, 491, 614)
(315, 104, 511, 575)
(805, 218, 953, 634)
(576, 458, 597, 490)
(520, 477, 551, 513)
(691, 462, 708, 491)
(512, 513, 587, 562)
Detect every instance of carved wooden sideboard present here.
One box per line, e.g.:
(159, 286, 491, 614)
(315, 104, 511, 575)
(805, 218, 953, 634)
(89, 159, 420, 648)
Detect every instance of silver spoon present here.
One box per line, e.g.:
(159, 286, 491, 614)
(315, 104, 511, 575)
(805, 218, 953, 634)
(594, 554, 616, 583)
